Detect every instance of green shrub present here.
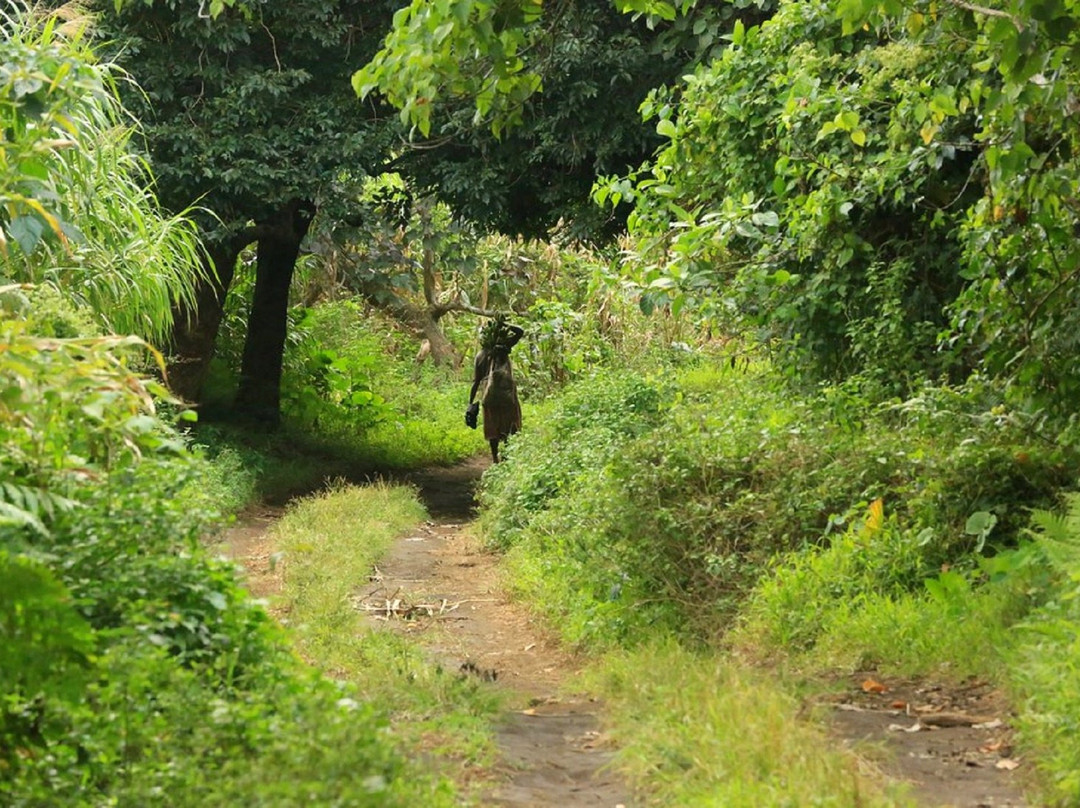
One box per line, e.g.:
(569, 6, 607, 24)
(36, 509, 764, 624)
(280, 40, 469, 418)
(482, 361, 1073, 648)
(277, 301, 482, 467)
(0, 319, 453, 804)
(1003, 497, 1080, 805)
(280, 303, 393, 431)
(736, 506, 931, 654)
(480, 370, 670, 547)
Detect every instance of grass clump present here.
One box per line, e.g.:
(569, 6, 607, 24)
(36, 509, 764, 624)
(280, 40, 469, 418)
(999, 498, 1080, 805)
(274, 482, 500, 779)
(730, 502, 1023, 678)
(583, 640, 910, 807)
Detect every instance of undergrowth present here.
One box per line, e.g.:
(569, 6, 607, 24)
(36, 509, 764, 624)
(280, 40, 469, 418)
(481, 354, 1080, 804)
(0, 296, 463, 805)
(482, 360, 1069, 648)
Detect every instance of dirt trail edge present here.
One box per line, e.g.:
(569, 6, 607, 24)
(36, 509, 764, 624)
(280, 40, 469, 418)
(372, 457, 631, 807)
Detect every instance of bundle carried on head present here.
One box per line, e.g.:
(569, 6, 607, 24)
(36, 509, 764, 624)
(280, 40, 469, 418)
(480, 314, 510, 350)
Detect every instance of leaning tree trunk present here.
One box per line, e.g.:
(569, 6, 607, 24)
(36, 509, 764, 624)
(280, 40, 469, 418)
(166, 241, 243, 404)
(415, 306, 462, 367)
(234, 200, 315, 424)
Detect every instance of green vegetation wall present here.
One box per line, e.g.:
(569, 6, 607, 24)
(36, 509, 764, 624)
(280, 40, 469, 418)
(601, 0, 1080, 428)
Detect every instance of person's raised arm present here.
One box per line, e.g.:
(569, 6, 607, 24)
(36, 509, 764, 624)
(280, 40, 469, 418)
(503, 323, 524, 349)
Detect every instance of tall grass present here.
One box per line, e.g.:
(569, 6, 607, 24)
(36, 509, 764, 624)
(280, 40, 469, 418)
(274, 482, 500, 779)
(584, 641, 911, 807)
(1, 4, 209, 347)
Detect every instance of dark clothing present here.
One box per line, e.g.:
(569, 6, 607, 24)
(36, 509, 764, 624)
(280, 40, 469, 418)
(475, 346, 521, 441)
(468, 323, 523, 462)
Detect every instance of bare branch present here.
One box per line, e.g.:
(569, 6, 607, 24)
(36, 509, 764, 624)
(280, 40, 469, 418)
(946, 0, 1024, 30)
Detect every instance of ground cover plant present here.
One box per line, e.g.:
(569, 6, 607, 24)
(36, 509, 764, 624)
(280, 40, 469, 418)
(478, 350, 1080, 803)
(272, 483, 501, 778)
(0, 301, 460, 805)
(582, 641, 910, 807)
(482, 358, 1071, 641)
(0, 11, 466, 803)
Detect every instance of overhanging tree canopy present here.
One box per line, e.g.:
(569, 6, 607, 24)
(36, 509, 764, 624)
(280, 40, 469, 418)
(357, 0, 776, 238)
(86, 0, 794, 427)
(95, 0, 403, 420)
(95, 0, 747, 422)
(605, 0, 1080, 424)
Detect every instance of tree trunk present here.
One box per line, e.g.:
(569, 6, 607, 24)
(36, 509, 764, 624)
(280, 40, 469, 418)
(166, 241, 242, 404)
(234, 200, 315, 424)
(412, 198, 459, 367)
(418, 308, 461, 367)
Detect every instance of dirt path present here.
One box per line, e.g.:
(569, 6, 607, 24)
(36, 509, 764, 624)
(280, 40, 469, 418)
(216, 458, 630, 807)
(369, 458, 631, 807)
(826, 674, 1029, 806)
(218, 458, 1032, 807)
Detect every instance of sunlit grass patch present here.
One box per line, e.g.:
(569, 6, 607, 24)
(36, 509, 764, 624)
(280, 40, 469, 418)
(584, 641, 912, 807)
(274, 482, 500, 783)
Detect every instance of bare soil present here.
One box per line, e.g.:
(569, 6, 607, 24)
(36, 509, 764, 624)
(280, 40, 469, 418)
(217, 457, 1034, 807)
(359, 458, 631, 807)
(824, 674, 1029, 806)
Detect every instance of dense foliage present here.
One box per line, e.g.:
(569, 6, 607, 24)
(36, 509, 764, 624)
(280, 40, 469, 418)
(0, 296, 457, 804)
(355, 0, 782, 237)
(0, 8, 206, 345)
(602, 0, 1080, 426)
(8, 0, 1080, 802)
(478, 353, 1080, 803)
(0, 15, 460, 803)
(481, 362, 1071, 643)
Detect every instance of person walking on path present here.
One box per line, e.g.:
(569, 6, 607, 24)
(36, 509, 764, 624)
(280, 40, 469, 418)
(466, 317, 524, 463)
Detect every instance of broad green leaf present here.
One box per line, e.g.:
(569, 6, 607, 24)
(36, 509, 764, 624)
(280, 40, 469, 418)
(7, 215, 45, 255)
(731, 19, 745, 46)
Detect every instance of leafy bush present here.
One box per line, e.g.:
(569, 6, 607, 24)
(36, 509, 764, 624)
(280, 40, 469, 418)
(1006, 497, 1080, 805)
(280, 303, 393, 430)
(735, 494, 1080, 805)
(480, 370, 670, 546)
(606, 0, 1080, 433)
(0, 316, 452, 804)
(482, 360, 1073, 648)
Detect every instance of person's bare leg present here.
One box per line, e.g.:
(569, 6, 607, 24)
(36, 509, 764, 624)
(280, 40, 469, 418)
(489, 438, 500, 463)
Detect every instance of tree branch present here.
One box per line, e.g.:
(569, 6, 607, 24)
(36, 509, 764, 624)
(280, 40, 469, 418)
(946, 0, 1024, 30)
(222, 222, 275, 253)
(430, 297, 503, 320)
